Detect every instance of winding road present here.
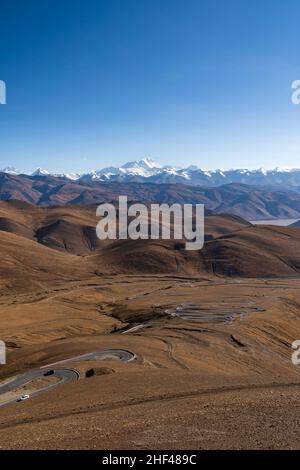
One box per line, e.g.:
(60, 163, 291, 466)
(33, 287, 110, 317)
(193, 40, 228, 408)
(0, 367, 80, 408)
(0, 349, 136, 408)
(40, 349, 136, 368)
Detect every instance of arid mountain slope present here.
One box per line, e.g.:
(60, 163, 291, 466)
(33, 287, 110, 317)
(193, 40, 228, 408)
(0, 201, 249, 254)
(0, 202, 299, 288)
(202, 225, 300, 277)
(0, 231, 92, 295)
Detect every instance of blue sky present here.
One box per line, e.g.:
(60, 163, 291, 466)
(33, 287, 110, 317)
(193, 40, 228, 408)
(1, 0, 300, 173)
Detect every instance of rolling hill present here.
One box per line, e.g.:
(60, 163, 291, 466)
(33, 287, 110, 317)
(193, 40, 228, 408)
(0, 201, 299, 292)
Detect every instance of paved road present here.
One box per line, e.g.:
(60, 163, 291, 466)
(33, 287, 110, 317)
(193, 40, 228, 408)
(40, 349, 136, 368)
(0, 349, 136, 408)
(0, 367, 80, 408)
(122, 324, 146, 335)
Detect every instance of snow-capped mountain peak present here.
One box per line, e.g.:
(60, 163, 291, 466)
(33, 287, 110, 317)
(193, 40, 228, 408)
(122, 157, 161, 169)
(140, 156, 162, 169)
(82, 157, 164, 181)
(32, 167, 50, 176)
(119, 157, 162, 176)
(60, 172, 81, 180)
(1, 166, 20, 175)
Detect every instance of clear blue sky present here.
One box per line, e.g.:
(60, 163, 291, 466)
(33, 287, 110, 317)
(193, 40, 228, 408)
(1, 0, 300, 173)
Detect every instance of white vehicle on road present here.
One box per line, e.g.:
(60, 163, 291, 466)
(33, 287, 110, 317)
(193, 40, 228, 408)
(18, 394, 30, 402)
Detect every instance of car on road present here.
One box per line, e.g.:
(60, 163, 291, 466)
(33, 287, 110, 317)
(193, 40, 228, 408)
(17, 394, 30, 402)
(44, 369, 54, 376)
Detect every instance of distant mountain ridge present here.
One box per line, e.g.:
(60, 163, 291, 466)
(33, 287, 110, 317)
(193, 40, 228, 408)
(0, 171, 300, 221)
(3, 157, 300, 189)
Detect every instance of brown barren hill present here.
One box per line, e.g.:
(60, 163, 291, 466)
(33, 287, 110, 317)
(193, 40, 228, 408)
(202, 225, 300, 277)
(0, 201, 299, 287)
(0, 231, 93, 294)
(35, 219, 101, 254)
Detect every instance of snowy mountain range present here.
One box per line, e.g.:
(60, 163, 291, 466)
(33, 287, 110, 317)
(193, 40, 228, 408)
(2, 157, 300, 189)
